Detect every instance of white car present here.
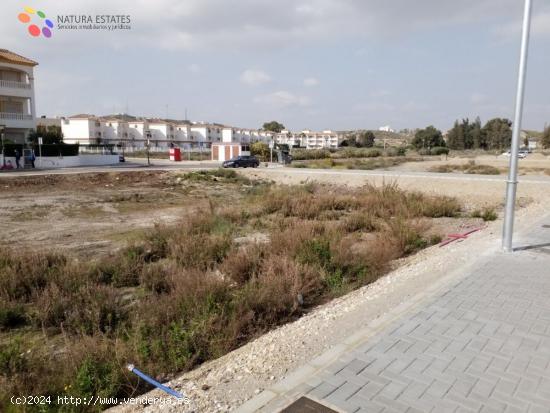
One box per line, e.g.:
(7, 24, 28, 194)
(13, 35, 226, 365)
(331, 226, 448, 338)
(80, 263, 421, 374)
(502, 151, 527, 159)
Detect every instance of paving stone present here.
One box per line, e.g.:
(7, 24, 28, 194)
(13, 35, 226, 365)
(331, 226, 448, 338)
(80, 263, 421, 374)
(249, 221, 550, 413)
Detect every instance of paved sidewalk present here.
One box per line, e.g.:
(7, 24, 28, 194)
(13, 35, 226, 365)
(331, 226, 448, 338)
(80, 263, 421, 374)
(238, 219, 550, 413)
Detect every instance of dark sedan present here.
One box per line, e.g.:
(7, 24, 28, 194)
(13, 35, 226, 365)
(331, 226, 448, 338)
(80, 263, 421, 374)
(222, 155, 260, 168)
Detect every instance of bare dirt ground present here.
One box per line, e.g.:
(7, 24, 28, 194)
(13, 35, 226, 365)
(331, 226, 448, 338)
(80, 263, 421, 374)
(110, 167, 550, 413)
(0, 171, 239, 258)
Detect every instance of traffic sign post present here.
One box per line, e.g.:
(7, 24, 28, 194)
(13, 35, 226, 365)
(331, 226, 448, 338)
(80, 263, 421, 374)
(38, 137, 43, 168)
(269, 140, 274, 163)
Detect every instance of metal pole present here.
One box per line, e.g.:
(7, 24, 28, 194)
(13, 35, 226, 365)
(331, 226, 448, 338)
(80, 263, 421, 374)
(0, 126, 5, 167)
(503, 0, 533, 252)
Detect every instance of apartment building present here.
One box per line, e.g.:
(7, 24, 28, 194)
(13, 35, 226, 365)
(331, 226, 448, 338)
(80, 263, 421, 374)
(274, 129, 341, 149)
(0, 49, 38, 144)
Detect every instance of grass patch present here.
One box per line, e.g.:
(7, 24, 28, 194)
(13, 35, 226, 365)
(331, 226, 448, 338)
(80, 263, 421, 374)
(292, 157, 414, 170)
(429, 161, 501, 175)
(471, 207, 498, 221)
(180, 168, 251, 184)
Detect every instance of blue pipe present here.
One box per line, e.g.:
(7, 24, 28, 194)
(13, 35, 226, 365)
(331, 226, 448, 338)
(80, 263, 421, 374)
(127, 364, 185, 399)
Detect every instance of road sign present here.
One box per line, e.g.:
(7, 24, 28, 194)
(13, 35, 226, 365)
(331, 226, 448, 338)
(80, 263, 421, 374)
(38, 137, 43, 145)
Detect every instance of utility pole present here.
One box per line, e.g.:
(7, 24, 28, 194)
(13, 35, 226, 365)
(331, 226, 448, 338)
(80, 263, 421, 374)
(503, 0, 533, 252)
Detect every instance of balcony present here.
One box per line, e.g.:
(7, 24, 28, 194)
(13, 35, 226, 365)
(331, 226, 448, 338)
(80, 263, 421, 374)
(0, 112, 34, 128)
(0, 79, 31, 89)
(0, 112, 32, 120)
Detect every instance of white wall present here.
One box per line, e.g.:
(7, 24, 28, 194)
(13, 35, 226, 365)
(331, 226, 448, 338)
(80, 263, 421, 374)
(62, 119, 96, 144)
(36, 154, 120, 168)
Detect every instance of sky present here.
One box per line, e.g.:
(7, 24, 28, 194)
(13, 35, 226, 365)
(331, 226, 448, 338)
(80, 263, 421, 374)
(2, 0, 550, 132)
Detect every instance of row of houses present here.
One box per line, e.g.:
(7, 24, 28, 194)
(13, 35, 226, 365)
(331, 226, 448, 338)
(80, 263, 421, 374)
(1, 48, 342, 150)
(48, 114, 343, 150)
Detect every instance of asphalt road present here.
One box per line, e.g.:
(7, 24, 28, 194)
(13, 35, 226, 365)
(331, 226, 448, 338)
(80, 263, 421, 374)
(2, 161, 550, 186)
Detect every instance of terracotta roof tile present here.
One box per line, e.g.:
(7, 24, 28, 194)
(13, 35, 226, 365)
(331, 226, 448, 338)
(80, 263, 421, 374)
(0, 49, 38, 66)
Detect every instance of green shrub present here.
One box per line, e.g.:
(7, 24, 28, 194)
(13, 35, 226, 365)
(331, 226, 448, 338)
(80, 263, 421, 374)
(291, 149, 331, 160)
(431, 147, 450, 155)
(73, 357, 122, 401)
(0, 338, 27, 378)
(472, 207, 498, 221)
(0, 303, 27, 330)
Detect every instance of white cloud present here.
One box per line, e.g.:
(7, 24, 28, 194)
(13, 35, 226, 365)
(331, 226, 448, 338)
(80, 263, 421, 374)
(240, 69, 272, 86)
(304, 77, 319, 87)
(254, 91, 311, 108)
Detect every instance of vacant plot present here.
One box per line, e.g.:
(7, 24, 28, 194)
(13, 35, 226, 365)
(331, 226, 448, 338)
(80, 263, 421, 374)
(1, 170, 472, 411)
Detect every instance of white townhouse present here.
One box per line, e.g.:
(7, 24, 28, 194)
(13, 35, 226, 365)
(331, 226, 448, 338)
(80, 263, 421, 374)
(127, 120, 148, 148)
(190, 123, 223, 148)
(0, 49, 38, 144)
(147, 119, 176, 148)
(62, 115, 103, 145)
(102, 118, 130, 146)
(175, 123, 193, 146)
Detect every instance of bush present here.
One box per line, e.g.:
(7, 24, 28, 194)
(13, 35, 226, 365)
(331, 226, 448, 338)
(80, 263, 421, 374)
(385, 147, 408, 157)
(0, 302, 27, 330)
(291, 149, 331, 160)
(472, 207, 498, 221)
(181, 168, 248, 183)
(336, 148, 382, 158)
(431, 147, 450, 155)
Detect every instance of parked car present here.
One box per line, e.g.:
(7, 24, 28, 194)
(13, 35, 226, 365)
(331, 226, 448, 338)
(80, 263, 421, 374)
(222, 155, 259, 168)
(502, 151, 527, 159)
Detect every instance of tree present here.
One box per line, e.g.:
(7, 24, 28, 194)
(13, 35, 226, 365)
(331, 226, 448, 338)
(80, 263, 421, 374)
(411, 126, 445, 150)
(262, 121, 285, 133)
(482, 118, 512, 151)
(250, 141, 270, 161)
(356, 131, 376, 148)
(28, 125, 63, 144)
(471, 117, 484, 149)
(446, 117, 486, 150)
(541, 126, 550, 149)
(446, 120, 465, 150)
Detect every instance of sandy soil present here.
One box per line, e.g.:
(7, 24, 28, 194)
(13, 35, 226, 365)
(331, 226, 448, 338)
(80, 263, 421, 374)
(0, 171, 235, 257)
(111, 167, 550, 413)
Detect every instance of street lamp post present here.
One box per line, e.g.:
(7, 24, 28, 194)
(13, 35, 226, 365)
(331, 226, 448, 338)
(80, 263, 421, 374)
(502, 0, 533, 252)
